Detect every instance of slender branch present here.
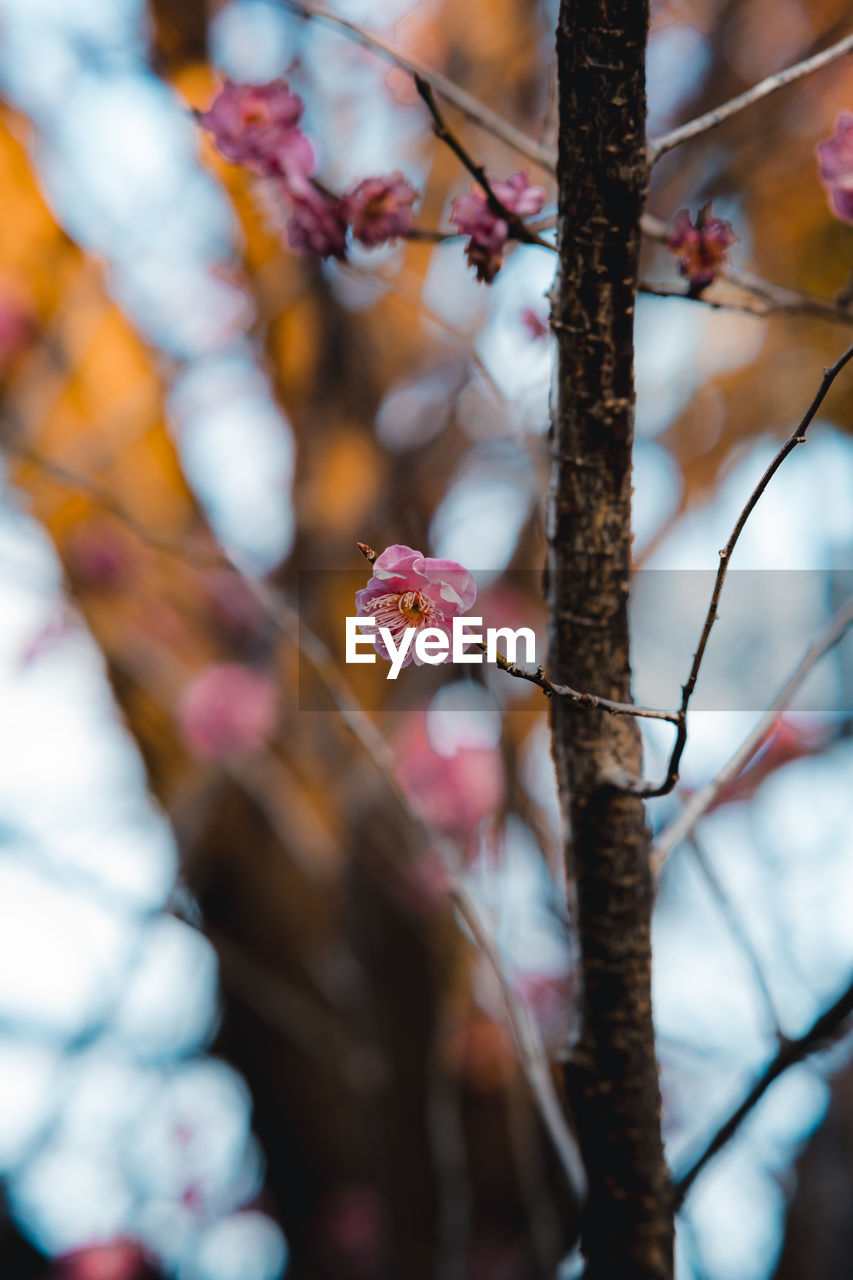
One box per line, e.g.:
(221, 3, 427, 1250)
(480, 641, 681, 724)
(276, 0, 555, 172)
(412, 76, 554, 250)
(640, 281, 853, 327)
(354, 544, 677, 725)
(685, 833, 785, 1041)
(653, 595, 853, 869)
(641, 214, 853, 328)
(2, 433, 586, 1204)
(673, 971, 853, 1207)
(614, 342, 853, 799)
(649, 31, 853, 163)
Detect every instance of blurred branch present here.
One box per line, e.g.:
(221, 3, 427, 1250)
(653, 595, 853, 868)
(1, 432, 587, 1207)
(609, 342, 853, 800)
(649, 32, 853, 163)
(276, 0, 555, 171)
(673, 970, 853, 1207)
(413, 76, 554, 250)
(685, 833, 785, 1041)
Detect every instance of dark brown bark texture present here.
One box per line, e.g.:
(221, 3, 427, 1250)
(549, 3, 673, 1277)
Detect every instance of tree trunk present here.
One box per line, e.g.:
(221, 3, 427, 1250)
(548, 3, 673, 1277)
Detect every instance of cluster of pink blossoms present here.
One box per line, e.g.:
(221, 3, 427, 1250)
(450, 172, 546, 283)
(816, 111, 853, 223)
(667, 203, 738, 293)
(200, 80, 417, 258)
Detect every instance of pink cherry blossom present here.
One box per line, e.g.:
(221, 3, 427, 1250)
(667, 203, 738, 293)
(451, 172, 546, 283)
(199, 79, 314, 180)
(178, 663, 277, 759)
(286, 182, 349, 259)
(355, 543, 477, 669)
(816, 112, 853, 222)
(345, 172, 417, 246)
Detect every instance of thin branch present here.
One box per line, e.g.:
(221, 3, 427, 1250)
(640, 280, 853, 327)
(354, 544, 677, 725)
(413, 76, 554, 251)
(685, 833, 785, 1041)
(480, 641, 682, 724)
(613, 341, 853, 799)
(641, 214, 853, 328)
(673, 971, 853, 1207)
(653, 595, 853, 869)
(649, 31, 853, 163)
(276, 0, 555, 172)
(1, 433, 586, 1205)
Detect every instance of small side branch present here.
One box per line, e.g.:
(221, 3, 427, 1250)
(613, 342, 853, 799)
(673, 972, 853, 1207)
(278, 0, 555, 172)
(482, 642, 681, 724)
(413, 76, 554, 251)
(649, 32, 853, 163)
(653, 595, 853, 868)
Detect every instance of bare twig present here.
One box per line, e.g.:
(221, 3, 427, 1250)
(413, 76, 554, 251)
(673, 971, 853, 1206)
(649, 32, 853, 163)
(653, 596, 853, 868)
(276, 0, 555, 171)
(354, 544, 676, 725)
(613, 341, 853, 799)
(480, 641, 682, 724)
(1, 435, 586, 1204)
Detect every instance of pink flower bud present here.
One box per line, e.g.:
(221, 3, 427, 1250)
(178, 663, 277, 759)
(667, 204, 738, 293)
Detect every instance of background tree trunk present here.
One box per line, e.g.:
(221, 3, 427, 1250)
(549, 4, 673, 1276)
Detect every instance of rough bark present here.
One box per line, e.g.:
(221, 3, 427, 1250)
(548, 3, 673, 1277)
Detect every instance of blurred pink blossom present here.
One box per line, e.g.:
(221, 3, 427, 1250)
(178, 663, 277, 759)
(816, 111, 853, 222)
(667, 203, 737, 293)
(286, 182, 349, 259)
(346, 172, 417, 246)
(520, 307, 549, 340)
(200, 79, 313, 180)
(0, 290, 34, 372)
(451, 173, 545, 283)
(66, 522, 133, 592)
(355, 544, 476, 669)
(316, 1186, 388, 1279)
(53, 1240, 152, 1280)
(393, 714, 504, 842)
